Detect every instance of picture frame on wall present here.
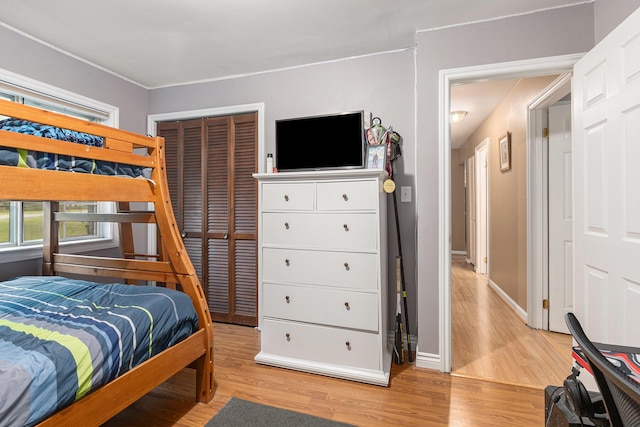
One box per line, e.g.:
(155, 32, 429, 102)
(366, 144, 386, 170)
(499, 132, 511, 172)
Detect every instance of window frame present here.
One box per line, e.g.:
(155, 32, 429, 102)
(0, 68, 121, 264)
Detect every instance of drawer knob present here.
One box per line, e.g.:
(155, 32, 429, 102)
(285, 259, 290, 266)
(343, 224, 349, 232)
(285, 295, 290, 303)
(342, 193, 348, 201)
(343, 262, 349, 271)
(345, 341, 351, 350)
(284, 222, 290, 230)
(286, 333, 291, 341)
(284, 194, 289, 201)
(344, 302, 350, 310)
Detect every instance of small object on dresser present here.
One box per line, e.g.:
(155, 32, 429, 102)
(267, 153, 274, 173)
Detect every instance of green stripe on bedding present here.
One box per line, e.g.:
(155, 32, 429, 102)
(0, 318, 93, 399)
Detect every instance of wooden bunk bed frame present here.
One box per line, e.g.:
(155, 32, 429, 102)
(0, 99, 214, 426)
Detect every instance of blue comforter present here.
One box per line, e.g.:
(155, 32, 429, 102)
(0, 118, 147, 177)
(0, 276, 198, 426)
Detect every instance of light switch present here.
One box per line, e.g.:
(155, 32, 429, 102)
(401, 186, 411, 203)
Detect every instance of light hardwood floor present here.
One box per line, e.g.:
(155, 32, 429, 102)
(451, 255, 573, 387)
(101, 258, 573, 426)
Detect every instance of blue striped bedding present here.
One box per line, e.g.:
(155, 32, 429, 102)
(0, 118, 148, 178)
(0, 276, 198, 426)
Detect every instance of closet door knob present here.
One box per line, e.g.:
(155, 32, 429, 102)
(285, 333, 291, 341)
(223, 233, 229, 240)
(342, 193, 348, 201)
(343, 224, 349, 231)
(345, 341, 351, 349)
(344, 302, 350, 310)
(284, 194, 289, 201)
(180, 231, 186, 238)
(285, 259, 290, 266)
(343, 262, 349, 271)
(285, 296, 290, 303)
(284, 222, 290, 230)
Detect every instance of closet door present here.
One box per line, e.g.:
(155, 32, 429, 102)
(159, 119, 204, 285)
(158, 114, 257, 326)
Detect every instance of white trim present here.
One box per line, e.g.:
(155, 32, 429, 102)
(0, 67, 118, 124)
(474, 138, 489, 275)
(437, 53, 584, 373)
(488, 279, 527, 322)
(415, 350, 441, 371)
(526, 73, 573, 329)
(146, 103, 266, 257)
(451, 250, 466, 256)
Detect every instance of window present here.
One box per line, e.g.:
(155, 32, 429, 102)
(0, 69, 119, 262)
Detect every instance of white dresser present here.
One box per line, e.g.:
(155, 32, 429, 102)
(253, 169, 391, 386)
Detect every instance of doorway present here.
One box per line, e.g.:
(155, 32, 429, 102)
(449, 76, 574, 384)
(440, 55, 582, 373)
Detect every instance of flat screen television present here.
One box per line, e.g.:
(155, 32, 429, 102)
(275, 111, 365, 171)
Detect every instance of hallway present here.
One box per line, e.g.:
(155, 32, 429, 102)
(451, 255, 573, 388)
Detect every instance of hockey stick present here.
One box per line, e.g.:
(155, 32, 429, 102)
(390, 160, 414, 364)
(393, 257, 404, 365)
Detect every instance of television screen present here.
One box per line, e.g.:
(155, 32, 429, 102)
(275, 111, 365, 171)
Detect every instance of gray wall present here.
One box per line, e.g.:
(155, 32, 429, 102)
(594, 0, 640, 42)
(149, 50, 419, 336)
(415, 3, 595, 356)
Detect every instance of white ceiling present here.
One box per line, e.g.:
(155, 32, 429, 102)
(0, 0, 581, 145)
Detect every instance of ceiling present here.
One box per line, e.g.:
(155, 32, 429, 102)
(0, 0, 581, 146)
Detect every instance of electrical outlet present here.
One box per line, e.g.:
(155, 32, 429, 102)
(401, 186, 411, 203)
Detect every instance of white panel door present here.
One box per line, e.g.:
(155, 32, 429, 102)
(573, 7, 640, 346)
(548, 102, 573, 334)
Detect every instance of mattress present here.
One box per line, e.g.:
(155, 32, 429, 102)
(0, 276, 199, 426)
(0, 118, 148, 178)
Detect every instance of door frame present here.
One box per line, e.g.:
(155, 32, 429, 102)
(526, 74, 572, 330)
(438, 54, 582, 372)
(475, 138, 489, 275)
(146, 103, 265, 261)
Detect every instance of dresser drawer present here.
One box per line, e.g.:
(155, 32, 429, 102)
(261, 318, 381, 371)
(261, 182, 315, 211)
(262, 212, 378, 251)
(262, 283, 379, 331)
(262, 248, 378, 290)
(317, 180, 378, 211)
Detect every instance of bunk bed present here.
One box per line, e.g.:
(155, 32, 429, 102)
(0, 99, 214, 426)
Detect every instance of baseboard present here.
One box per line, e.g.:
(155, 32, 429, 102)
(415, 347, 441, 371)
(488, 279, 527, 322)
(451, 250, 466, 256)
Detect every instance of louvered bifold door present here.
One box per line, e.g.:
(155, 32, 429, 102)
(158, 120, 205, 285)
(231, 113, 258, 325)
(205, 114, 257, 326)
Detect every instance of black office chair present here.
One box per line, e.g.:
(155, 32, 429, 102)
(565, 312, 640, 426)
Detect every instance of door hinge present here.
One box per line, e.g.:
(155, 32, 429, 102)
(483, 256, 487, 263)
(542, 299, 550, 310)
(543, 127, 549, 138)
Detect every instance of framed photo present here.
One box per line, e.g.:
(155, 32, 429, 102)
(499, 132, 511, 172)
(366, 144, 386, 170)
